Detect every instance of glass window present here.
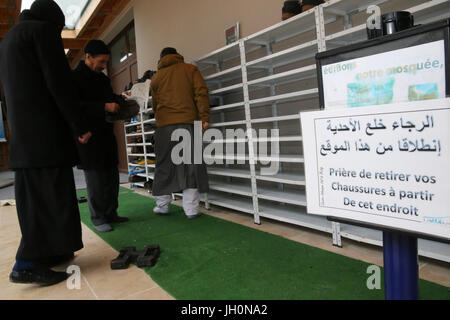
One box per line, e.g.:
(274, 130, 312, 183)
(110, 36, 129, 68)
(108, 23, 136, 69)
(21, 0, 92, 30)
(127, 26, 136, 54)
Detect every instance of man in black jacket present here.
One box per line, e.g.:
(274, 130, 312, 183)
(0, 0, 91, 285)
(72, 40, 129, 232)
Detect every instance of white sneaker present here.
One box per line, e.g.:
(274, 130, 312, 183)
(153, 206, 169, 215)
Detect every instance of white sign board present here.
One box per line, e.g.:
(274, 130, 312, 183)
(301, 99, 450, 240)
(321, 40, 446, 109)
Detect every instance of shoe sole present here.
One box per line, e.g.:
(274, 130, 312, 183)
(9, 274, 68, 286)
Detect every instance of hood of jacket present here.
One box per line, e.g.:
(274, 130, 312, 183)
(19, 0, 65, 31)
(157, 53, 184, 70)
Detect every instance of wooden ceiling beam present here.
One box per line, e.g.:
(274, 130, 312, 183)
(62, 38, 89, 50)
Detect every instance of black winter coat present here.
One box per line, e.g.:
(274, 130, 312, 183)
(72, 61, 121, 170)
(0, 11, 88, 169)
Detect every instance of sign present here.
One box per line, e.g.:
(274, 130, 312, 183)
(301, 99, 450, 241)
(321, 40, 446, 109)
(225, 22, 239, 45)
(0, 102, 5, 142)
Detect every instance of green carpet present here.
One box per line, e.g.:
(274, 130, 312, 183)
(77, 187, 450, 300)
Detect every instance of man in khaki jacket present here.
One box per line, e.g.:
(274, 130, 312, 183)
(150, 47, 210, 218)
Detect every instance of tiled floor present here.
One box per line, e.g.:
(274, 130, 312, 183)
(0, 184, 448, 300)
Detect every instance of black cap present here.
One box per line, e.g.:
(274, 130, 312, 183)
(84, 40, 111, 56)
(29, 0, 65, 29)
(160, 47, 178, 59)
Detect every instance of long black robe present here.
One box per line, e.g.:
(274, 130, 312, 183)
(72, 61, 121, 170)
(0, 7, 88, 260)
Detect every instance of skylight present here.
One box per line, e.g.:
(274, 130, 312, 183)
(21, 0, 92, 30)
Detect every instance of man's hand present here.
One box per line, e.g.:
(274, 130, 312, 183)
(105, 102, 120, 114)
(202, 121, 209, 131)
(78, 131, 92, 144)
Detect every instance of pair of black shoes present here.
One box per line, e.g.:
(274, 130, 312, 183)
(9, 253, 75, 286)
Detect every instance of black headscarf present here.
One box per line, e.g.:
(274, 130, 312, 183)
(21, 0, 66, 31)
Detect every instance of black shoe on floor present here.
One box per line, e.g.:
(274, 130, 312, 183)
(108, 216, 129, 223)
(9, 268, 68, 286)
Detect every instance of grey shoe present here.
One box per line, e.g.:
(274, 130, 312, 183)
(94, 223, 113, 232)
(153, 206, 169, 215)
(187, 213, 202, 219)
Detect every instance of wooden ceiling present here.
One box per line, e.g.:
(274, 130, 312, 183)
(0, 0, 21, 38)
(0, 0, 131, 68)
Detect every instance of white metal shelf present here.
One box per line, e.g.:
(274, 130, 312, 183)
(248, 89, 319, 107)
(204, 154, 248, 162)
(256, 172, 306, 186)
(325, 23, 367, 47)
(125, 122, 141, 128)
(258, 203, 333, 233)
(257, 187, 307, 207)
(244, 8, 317, 45)
(247, 65, 317, 88)
(210, 102, 245, 113)
(324, 0, 450, 48)
(254, 135, 302, 142)
(209, 180, 253, 197)
(127, 143, 153, 147)
(207, 168, 252, 179)
(408, 0, 450, 25)
(418, 239, 450, 263)
(128, 153, 145, 157)
(204, 137, 248, 144)
(209, 83, 244, 96)
(209, 120, 246, 128)
(128, 163, 145, 168)
(131, 182, 146, 187)
(137, 172, 155, 180)
(195, 41, 241, 70)
(246, 41, 318, 69)
(338, 223, 450, 262)
(322, 0, 388, 17)
(204, 65, 242, 82)
(201, 191, 255, 215)
(257, 154, 304, 163)
(142, 118, 156, 124)
(204, 154, 304, 164)
(251, 114, 301, 124)
(126, 132, 143, 137)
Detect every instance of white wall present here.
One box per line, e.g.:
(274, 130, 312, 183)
(133, 0, 284, 76)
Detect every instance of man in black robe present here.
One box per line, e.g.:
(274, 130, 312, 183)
(0, 0, 92, 285)
(72, 40, 129, 232)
